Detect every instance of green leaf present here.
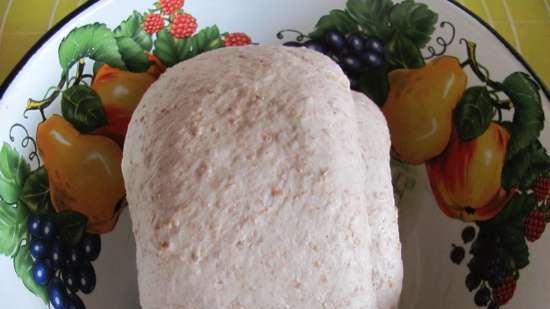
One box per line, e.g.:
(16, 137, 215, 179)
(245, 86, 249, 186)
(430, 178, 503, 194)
(153, 26, 223, 67)
(309, 10, 359, 40)
(61, 85, 107, 133)
(0, 142, 31, 204)
(93, 61, 104, 75)
(501, 72, 544, 159)
(195, 26, 224, 52)
(116, 37, 152, 72)
(114, 11, 153, 51)
(501, 226, 529, 270)
(500, 224, 524, 247)
(356, 68, 389, 106)
(502, 140, 550, 190)
(453, 87, 495, 141)
(0, 200, 28, 256)
(482, 193, 534, 270)
(58, 23, 125, 73)
(53, 211, 88, 247)
(389, 0, 438, 48)
(512, 246, 529, 270)
(19, 167, 51, 215)
(346, 0, 394, 40)
(152, 29, 186, 67)
(489, 194, 536, 226)
(385, 33, 424, 70)
(112, 11, 154, 73)
(13, 242, 48, 304)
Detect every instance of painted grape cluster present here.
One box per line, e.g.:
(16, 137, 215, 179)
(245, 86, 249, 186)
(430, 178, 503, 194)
(450, 174, 550, 308)
(28, 214, 100, 309)
(284, 31, 386, 93)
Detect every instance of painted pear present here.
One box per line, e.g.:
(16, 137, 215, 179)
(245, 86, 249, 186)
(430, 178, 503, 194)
(382, 56, 467, 164)
(91, 53, 165, 146)
(426, 123, 511, 221)
(37, 115, 125, 234)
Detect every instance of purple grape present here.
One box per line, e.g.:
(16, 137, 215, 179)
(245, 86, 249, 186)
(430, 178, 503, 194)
(365, 37, 385, 54)
(361, 51, 385, 69)
(324, 30, 346, 50)
(347, 34, 365, 54)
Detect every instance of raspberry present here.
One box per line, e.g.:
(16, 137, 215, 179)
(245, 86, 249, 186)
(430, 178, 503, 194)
(492, 276, 516, 306)
(143, 13, 165, 34)
(524, 210, 547, 242)
(170, 13, 197, 39)
(224, 32, 252, 47)
(534, 175, 550, 204)
(160, 0, 184, 15)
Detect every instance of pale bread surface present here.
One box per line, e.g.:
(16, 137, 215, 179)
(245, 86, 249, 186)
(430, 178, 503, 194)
(122, 46, 401, 309)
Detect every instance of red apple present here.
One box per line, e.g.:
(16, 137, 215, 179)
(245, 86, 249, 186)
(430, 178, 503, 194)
(426, 123, 511, 221)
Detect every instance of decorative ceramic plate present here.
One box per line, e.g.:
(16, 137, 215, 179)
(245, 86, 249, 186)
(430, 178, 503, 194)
(0, 0, 548, 308)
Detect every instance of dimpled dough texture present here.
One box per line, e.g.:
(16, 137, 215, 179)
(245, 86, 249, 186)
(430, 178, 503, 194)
(353, 92, 403, 309)
(122, 46, 402, 309)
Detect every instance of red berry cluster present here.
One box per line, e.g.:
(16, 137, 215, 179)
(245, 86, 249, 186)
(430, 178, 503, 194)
(224, 32, 252, 47)
(144, 13, 165, 34)
(492, 276, 517, 306)
(524, 210, 547, 242)
(171, 13, 197, 39)
(534, 175, 550, 204)
(142, 0, 198, 39)
(523, 175, 550, 242)
(160, 0, 184, 15)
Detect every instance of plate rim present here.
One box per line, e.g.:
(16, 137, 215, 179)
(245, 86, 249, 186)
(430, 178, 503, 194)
(0, 0, 548, 101)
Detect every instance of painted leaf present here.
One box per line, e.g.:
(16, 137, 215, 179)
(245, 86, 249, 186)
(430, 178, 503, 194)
(14, 242, 48, 304)
(53, 211, 88, 247)
(309, 10, 359, 40)
(0, 200, 28, 256)
(93, 61, 105, 75)
(488, 193, 535, 227)
(0, 142, 31, 204)
(346, 0, 394, 40)
(61, 85, 107, 133)
(114, 11, 153, 51)
(385, 33, 424, 70)
(194, 26, 224, 52)
(502, 140, 550, 190)
(502, 72, 544, 159)
(479, 193, 534, 270)
(501, 224, 529, 270)
(153, 29, 186, 66)
(58, 23, 125, 73)
(389, 0, 438, 48)
(19, 167, 51, 215)
(453, 86, 495, 141)
(116, 37, 152, 72)
(357, 67, 389, 106)
(154, 26, 223, 67)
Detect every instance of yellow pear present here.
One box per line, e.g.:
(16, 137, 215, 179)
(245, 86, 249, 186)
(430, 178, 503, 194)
(37, 115, 124, 234)
(382, 56, 467, 164)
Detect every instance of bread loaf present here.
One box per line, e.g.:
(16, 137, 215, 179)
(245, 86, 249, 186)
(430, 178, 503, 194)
(122, 46, 401, 309)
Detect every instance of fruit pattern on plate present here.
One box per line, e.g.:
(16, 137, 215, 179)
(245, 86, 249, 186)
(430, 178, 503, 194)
(0, 0, 252, 308)
(0, 0, 549, 308)
(279, 0, 549, 308)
